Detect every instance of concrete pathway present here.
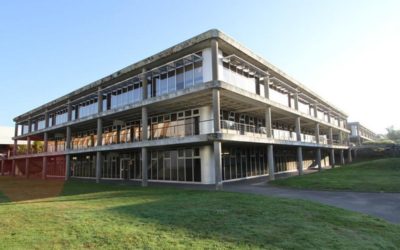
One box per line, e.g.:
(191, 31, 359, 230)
(223, 176, 400, 224)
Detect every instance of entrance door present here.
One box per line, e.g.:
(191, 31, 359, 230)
(120, 158, 131, 180)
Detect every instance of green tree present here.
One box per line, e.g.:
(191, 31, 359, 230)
(386, 126, 400, 144)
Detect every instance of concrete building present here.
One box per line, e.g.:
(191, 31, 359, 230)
(0, 126, 26, 176)
(348, 122, 378, 146)
(8, 29, 351, 186)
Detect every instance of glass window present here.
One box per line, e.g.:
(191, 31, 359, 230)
(176, 67, 184, 90)
(184, 64, 193, 88)
(168, 70, 176, 93)
(194, 61, 203, 84)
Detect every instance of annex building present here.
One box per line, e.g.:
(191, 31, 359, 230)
(4, 29, 352, 188)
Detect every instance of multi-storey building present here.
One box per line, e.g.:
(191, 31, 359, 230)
(6, 29, 352, 187)
(348, 122, 378, 146)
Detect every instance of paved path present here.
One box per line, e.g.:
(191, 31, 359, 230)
(223, 176, 400, 224)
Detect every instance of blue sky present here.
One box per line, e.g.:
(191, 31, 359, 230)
(1, 0, 399, 133)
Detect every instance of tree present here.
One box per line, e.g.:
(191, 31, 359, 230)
(386, 126, 400, 144)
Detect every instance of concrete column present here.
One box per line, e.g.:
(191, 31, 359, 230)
(213, 89, 221, 133)
(142, 68, 148, 100)
(67, 100, 72, 122)
(97, 87, 103, 113)
(264, 72, 270, 99)
(265, 106, 272, 138)
(44, 110, 49, 128)
(214, 141, 223, 190)
(96, 151, 102, 183)
(295, 117, 301, 141)
(1, 159, 4, 176)
(314, 103, 318, 118)
(340, 149, 345, 165)
(141, 148, 148, 187)
(42, 132, 48, 180)
(267, 145, 275, 181)
(65, 126, 71, 180)
(211, 38, 219, 81)
(28, 118, 32, 133)
(338, 131, 343, 145)
(327, 111, 331, 124)
(328, 127, 333, 145)
(330, 148, 335, 168)
(42, 156, 47, 179)
(297, 146, 303, 175)
(316, 148, 322, 171)
(315, 123, 320, 144)
(27, 136, 31, 155)
(347, 149, 352, 163)
(141, 106, 148, 187)
(96, 118, 102, 183)
(294, 92, 299, 111)
(288, 94, 292, 108)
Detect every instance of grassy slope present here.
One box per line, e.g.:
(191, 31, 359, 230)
(0, 178, 399, 249)
(271, 158, 400, 192)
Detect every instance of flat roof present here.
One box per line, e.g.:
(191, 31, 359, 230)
(14, 29, 348, 122)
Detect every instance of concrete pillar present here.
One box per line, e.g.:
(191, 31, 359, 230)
(264, 72, 270, 99)
(141, 147, 148, 187)
(338, 131, 343, 145)
(347, 149, 352, 163)
(328, 127, 333, 145)
(294, 92, 299, 111)
(213, 89, 221, 133)
(67, 100, 72, 122)
(297, 146, 303, 175)
(267, 145, 275, 181)
(141, 106, 148, 187)
(214, 141, 223, 190)
(315, 123, 320, 144)
(295, 117, 301, 141)
(330, 148, 335, 168)
(97, 87, 103, 113)
(340, 149, 345, 165)
(316, 148, 322, 171)
(42, 132, 48, 180)
(265, 106, 272, 138)
(142, 68, 148, 100)
(211, 38, 219, 81)
(65, 126, 71, 180)
(96, 151, 102, 183)
(96, 118, 102, 183)
(44, 109, 49, 128)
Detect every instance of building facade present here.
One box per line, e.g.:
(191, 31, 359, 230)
(347, 122, 378, 146)
(7, 29, 351, 186)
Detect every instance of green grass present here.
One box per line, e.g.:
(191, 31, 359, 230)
(0, 177, 399, 249)
(271, 158, 400, 192)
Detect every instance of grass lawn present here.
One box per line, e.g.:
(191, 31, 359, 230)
(0, 177, 399, 249)
(271, 158, 400, 192)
